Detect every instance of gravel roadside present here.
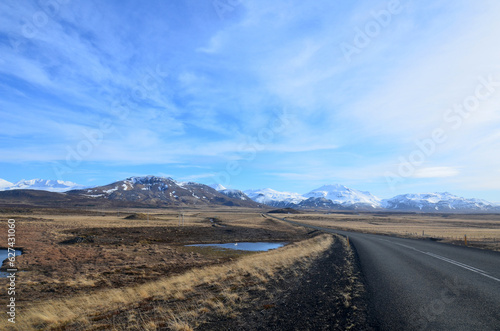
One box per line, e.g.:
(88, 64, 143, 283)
(203, 235, 375, 330)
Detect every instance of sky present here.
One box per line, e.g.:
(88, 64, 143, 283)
(1, 0, 500, 201)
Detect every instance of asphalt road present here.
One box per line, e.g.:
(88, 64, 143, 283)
(271, 215, 500, 330)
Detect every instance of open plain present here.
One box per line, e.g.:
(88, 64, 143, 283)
(283, 211, 500, 251)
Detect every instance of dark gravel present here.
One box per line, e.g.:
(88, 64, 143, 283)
(203, 236, 374, 330)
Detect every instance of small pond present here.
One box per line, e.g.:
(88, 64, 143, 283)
(186, 242, 287, 252)
(0, 249, 22, 278)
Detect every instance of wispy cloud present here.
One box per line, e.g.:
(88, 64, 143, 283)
(413, 167, 459, 178)
(1, 0, 500, 201)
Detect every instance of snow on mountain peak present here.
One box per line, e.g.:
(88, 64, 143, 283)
(243, 188, 306, 206)
(0, 178, 14, 189)
(126, 175, 175, 184)
(0, 178, 87, 192)
(209, 183, 227, 191)
(122, 176, 176, 191)
(242, 185, 382, 209)
(381, 192, 496, 211)
(303, 184, 381, 207)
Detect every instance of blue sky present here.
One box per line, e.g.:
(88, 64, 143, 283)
(1, 0, 500, 200)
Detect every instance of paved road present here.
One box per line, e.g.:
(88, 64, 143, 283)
(269, 215, 500, 330)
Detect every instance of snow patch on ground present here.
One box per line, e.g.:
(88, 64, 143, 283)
(104, 187, 118, 194)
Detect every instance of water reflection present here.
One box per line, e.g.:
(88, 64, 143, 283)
(186, 242, 287, 251)
(0, 249, 22, 278)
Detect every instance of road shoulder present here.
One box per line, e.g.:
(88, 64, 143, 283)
(204, 234, 373, 330)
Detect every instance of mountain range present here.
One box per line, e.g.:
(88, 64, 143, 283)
(381, 192, 497, 212)
(0, 176, 260, 209)
(72, 176, 259, 207)
(0, 176, 499, 212)
(243, 188, 306, 207)
(0, 179, 86, 192)
(224, 184, 500, 213)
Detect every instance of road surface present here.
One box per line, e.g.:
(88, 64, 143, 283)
(270, 215, 500, 330)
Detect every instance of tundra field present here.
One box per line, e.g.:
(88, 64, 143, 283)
(281, 211, 500, 251)
(0, 207, 499, 330)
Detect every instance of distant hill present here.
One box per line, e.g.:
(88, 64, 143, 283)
(0, 176, 262, 209)
(296, 197, 348, 210)
(0, 189, 94, 208)
(241, 185, 381, 210)
(218, 189, 251, 201)
(209, 184, 254, 202)
(237, 184, 500, 213)
(268, 208, 302, 214)
(381, 192, 500, 212)
(243, 188, 306, 208)
(67, 176, 261, 208)
(303, 184, 381, 209)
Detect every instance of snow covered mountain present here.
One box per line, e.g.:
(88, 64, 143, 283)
(209, 184, 227, 191)
(2, 175, 499, 212)
(296, 197, 345, 210)
(69, 176, 259, 207)
(382, 192, 500, 212)
(209, 184, 252, 201)
(219, 189, 250, 201)
(242, 185, 381, 209)
(0, 179, 13, 189)
(0, 178, 87, 192)
(303, 184, 382, 208)
(243, 188, 307, 208)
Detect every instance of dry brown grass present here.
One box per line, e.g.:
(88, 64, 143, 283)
(284, 212, 500, 251)
(8, 233, 333, 330)
(0, 207, 310, 306)
(336, 235, 364, 310)
(0, 207, 272, 230)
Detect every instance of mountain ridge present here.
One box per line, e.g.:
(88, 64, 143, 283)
(0, 178, 87, 192)
(243, 188, 307, 208)
(382, 192, 498, 212)
(67, 176, 260, 208)
(1, 176, 499, 212)
(0, 178, 13, 189)
(303, 184, 381, 208)
(214, 182, 499, 212)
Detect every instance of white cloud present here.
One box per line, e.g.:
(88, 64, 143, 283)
(413, 167, 459, 178)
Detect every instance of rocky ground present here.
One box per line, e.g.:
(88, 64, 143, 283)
(201, 236, 374, 331)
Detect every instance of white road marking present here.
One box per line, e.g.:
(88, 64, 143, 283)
(383, 240, 500, 283)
